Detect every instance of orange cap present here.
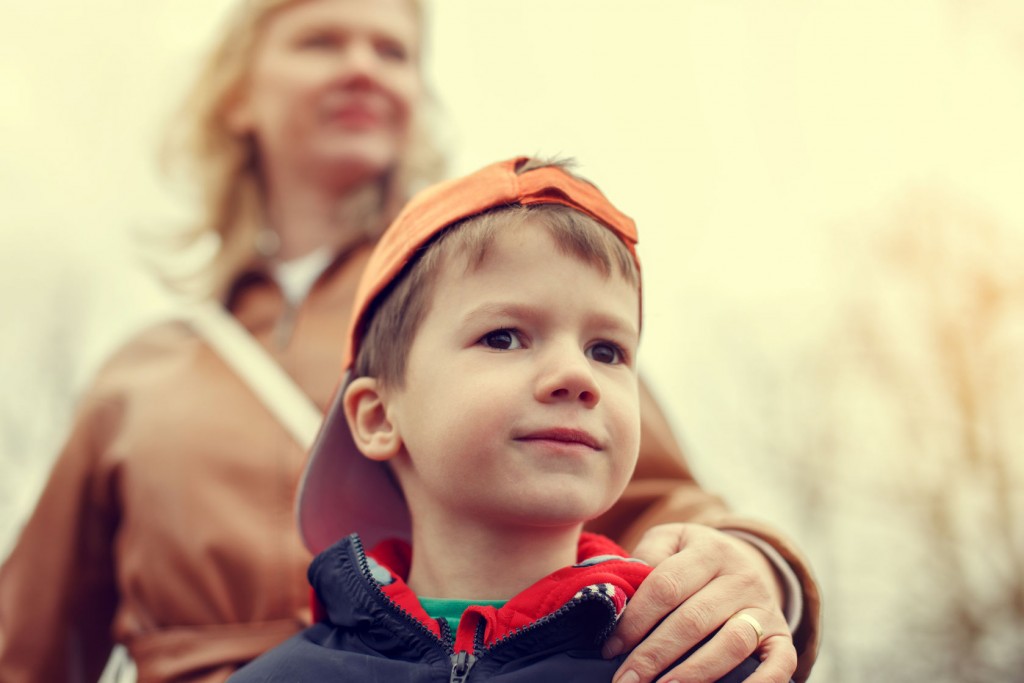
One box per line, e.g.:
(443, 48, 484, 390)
(297, 157, 640, 554)
(343, 156, 638, 370)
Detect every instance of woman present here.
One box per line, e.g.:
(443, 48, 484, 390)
(0, 1, 819, 681)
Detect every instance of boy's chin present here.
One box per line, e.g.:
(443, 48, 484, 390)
(515, 485, 621, 522)
(492, 499, 614, 531)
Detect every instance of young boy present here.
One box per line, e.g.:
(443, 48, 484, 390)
(230, 157, 762, 682)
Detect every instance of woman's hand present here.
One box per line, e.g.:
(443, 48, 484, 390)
(604, 523, 798, 683)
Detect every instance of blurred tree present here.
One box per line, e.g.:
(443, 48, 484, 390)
(841, 191, 1024, 682)
(724, 189, 1024, 682)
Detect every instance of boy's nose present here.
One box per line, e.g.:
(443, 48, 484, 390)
(535, 348, 601, 408)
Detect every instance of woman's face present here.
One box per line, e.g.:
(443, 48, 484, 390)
(231, 0, 421, 189)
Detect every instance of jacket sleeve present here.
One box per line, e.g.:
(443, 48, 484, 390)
(586, 377, 821, 683)
(0, 389, 122, 682)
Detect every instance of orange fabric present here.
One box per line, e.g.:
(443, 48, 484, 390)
(0, 246, 820, 682)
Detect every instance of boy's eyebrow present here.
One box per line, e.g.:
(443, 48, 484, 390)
(462, 302, 639, 340)
(460, 302, 534, 327)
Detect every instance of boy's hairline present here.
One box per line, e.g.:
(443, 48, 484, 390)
(352, 204, 640, 389)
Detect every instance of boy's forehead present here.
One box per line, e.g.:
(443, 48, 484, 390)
(436, 222, 641, 324)
(464, 217, 637, 287)
(443, 213, 624, 265)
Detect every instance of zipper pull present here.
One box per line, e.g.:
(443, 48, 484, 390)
(449, 651, 477, 682)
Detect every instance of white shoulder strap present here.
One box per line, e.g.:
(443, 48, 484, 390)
(188, 301, 322, 449)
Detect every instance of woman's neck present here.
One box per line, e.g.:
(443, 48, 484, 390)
(263, 172, 379, 261)
(405, 517, 583, 601)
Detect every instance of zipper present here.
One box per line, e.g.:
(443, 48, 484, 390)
(482, 588, 620, 653)
(351, 536, 485, 680)
(350, 537, 620, 679)
(349, 535, 454, 651)
(449, 651, 478, 682)
(450, 590, 617, 679)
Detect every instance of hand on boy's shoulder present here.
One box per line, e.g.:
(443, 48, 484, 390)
(603, 523, 797, 683)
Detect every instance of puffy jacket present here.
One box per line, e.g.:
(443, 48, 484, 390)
(230, 533, 761, 682)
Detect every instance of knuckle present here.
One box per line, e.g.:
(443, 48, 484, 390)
(730, 565, 774, 604)
(627, 644, 667, 677)
(733, 567, 762, 592)
(646, 569, 687, 607)
(651, 521, 687, 539)
(676, 600, 715, 640)
(707, 529, 732, 549)
(723, 621, 756, 657)
(757, 637, 798, 682)
(674, 522, 696, 543)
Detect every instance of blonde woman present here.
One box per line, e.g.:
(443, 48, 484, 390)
(0, 1, 819, 681)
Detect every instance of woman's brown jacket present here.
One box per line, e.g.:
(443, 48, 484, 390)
(0, 246, 820, 682)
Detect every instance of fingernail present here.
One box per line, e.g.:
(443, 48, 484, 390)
(616, 670, 640, 683)
(603, 636, 624, 658)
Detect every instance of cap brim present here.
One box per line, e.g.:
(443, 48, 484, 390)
(296, 372, 411, 554)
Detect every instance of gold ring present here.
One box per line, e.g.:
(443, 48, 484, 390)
(733, 613, 765, 643)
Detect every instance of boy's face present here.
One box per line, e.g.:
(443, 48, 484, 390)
(380, 219, 641, 533)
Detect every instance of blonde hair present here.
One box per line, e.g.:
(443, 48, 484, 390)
(162, 0, 445, 299)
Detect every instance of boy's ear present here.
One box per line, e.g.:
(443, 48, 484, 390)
(343, 377, 402, 462)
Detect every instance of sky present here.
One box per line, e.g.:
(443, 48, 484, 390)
(1, 1, 1023, 678)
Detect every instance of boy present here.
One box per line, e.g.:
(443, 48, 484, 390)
(230, 157, 763, 681)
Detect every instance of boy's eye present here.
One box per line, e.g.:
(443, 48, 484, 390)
(587, 342, 624, 365)
(480, 329, 523, 351)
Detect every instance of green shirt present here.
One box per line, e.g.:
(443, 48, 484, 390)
(419, 597, 508, 633)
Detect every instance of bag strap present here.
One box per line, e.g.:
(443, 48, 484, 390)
(188, 301, 322, 449)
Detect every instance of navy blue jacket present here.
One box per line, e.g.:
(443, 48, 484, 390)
(229, 533, 761, 682)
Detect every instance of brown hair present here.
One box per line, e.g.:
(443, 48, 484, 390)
(353, 163, 640, 387)
(160, 0, 445, 298)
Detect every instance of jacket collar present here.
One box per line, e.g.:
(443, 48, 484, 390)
(309, 533, 652, 657)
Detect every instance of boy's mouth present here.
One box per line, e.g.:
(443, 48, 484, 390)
(516, 428, 601, 451)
